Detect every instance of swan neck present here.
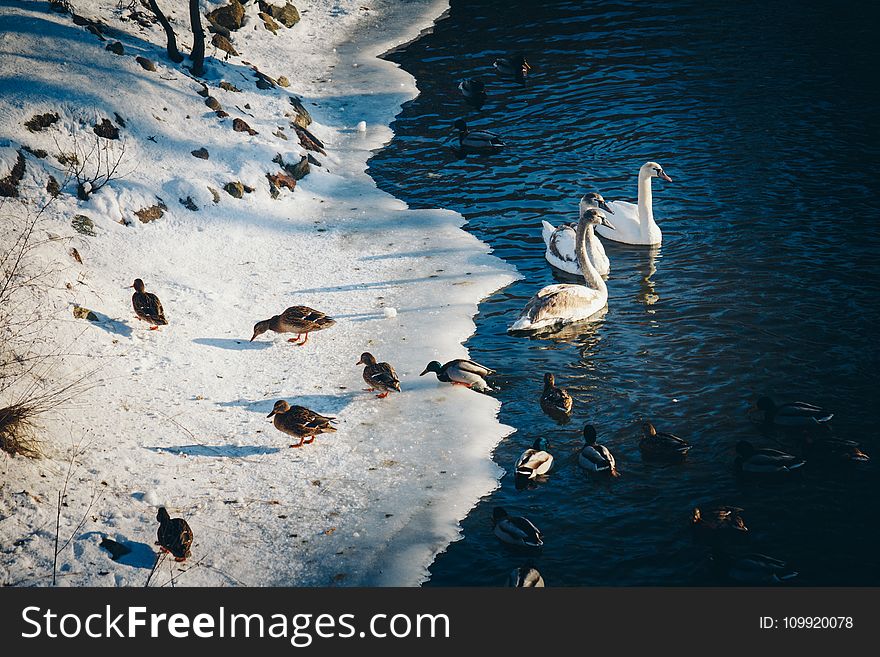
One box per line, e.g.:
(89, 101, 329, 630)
(637, 170, 654, 223)
(575, 220, 605, 293)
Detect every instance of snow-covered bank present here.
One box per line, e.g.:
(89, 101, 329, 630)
(0, 0, 517, 586)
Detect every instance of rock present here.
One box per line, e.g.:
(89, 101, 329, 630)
(134, 202, 166, 223)
(256, 76, 274, 90)
(266, 171, 296, 197)
(205, 96, 222, 111)
(69, 247, 83, 264)
(207, 186, 221, 203)
(270, 2, 300, 28)
(196, 85, 209, 98)
(0, 151, 26, 198)
(294, 125, 326, 155)
(219, 81, 241, 92)
(211, 33, 238, 57)
(105, 41, 124, 55)
(274, 152, 309, 180)
(288, 96, 312, 127)
(307, 153, 322, 167)
(224, 181, 245, 198)
(135, 56, 156, 72)
(100, 538, 132, 561)
(259, 11, 280, 34)
(73, 305, 99, 321)
(273, 130, 288, 140)
(93, 118, 119, 140)
(207, 0, 245, 32)
(191, 147, 209, 160)
(179, 196, 199, 211)
(232, 118, 257, 135)
(22, 145, 48, 158)
(24, 112, 59, 132)
(215, 110, 229, 118)
(277, 75, 290, 87)
(114, 112, 126, 127)
(46, 175, 61, 197)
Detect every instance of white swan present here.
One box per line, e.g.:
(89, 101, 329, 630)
(509, 208, 613, 332)
(541, 192, 614, 276)
(595, 161, 672, 246)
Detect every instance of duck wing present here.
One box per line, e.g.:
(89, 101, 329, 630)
(452, 359, 495, 377)
(282, 306, 335, 329)
(500, 516, 543, 545)
(777, 402, 833, 425)
(133, 292, 167, 324)
(288, 405, 337, 434)
(657, 431, 691, 453)
(579, 445, 611, 471)
(366, 362, 400, 391)
(542, 386, 572, 412)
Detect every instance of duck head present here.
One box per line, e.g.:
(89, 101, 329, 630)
(420, 361, 443, 376)
(532, 437, 550, 452)
(583, 424, 598, 445)
(543, 372, 555, 389)
(357, 352, 378, 366)
(267, 400, 291, 417)
(250, 319, 271, 341)
(641, 421, 658, 439)
(453, 119, 469, 136)
(692, 507, 703, 525)
(131, 278, 146, 293)
(156, 506, 170, 524)
(492, 507, 509, 525)
(579, 192, 614, 215)
(641, 161, 672, 182)
(582, 207, 615, 231)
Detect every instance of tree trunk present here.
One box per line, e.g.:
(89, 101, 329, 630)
(189, 0, 206, 77)
(146, 0, 184, 63)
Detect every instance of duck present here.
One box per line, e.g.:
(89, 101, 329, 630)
(420, 358, 495, 392)
(639, 421, 691, 461)
(508, 566, 545, 587)
(803, 436, 870, 464)
(493, 53, 530, 82)
(509, 208, 613, 332)
(595, 162, 672, 246)
(752, 396, 833, 429)
(452, 119, 505, 154)
(692, 506, 748, 536)
(492, 507, 543, 548)
(155, 507, 193, 561)
(515, 437, 554, 479)
(130, 278, 167, 329)
(250, 306, 336, 345)
(710, 550, 798, 585)
(458, 77, 487, 110)
(540, 373, 573, 417)
(541, 192, 615, 276)
(356, 352, 401, 398)
(578, 424, 619, 476)
(734, 440, 805, 475)
(267, 400, 336, 448)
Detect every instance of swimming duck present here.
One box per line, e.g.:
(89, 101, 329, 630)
(130, 278, 167, 329)
(492, 507, 543, 548)
(540, 373, 573, 418)
(710, 550, 798, 585)
(508, 566, 545, 587)
(420, 358, 495, 392)
(692, 506, 748, 536)
(541, 192, 615, 276)
(357, 352, 401, 399)
(734, 441, 805, 475)
(509, 209, 613, 332)
(803, 436, 870, 464)
(515, 437, 554, 479)
(458, 77, 487, 110)
(155, 507, 193, 561)
(640, 422, 691, 461)
(267, 400, 337, 448)
(493, 53, 530, 82)
(595, 162, 672, 246)
(578, 424, 619, 476)
(752, 396, 834, 429)
(452, 119, 505, 154)
(251, 306, 336, 345)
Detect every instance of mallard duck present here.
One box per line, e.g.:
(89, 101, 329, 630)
(640, 422, 691, 461)
(267, 400, 336, 447)
(420, 359, 495, 392)
(541, 192, 615, 276)
(357, 352, 400, 398)
(578, 424, 619, 476)
(493, 53, 530, 82)
(452, 119, 505, 154)
(735, 440, 805, 475)
(458, 77, 487, 109)
(508, 566, 545, 587)
(711, 550, 798, 585)
(130, 278, 167, 329)
(803, 436, 870, 464)
(492, 507, 543, 548)
(155, 507, 193, 561)
(251, 306, 336, 345)
(515, 437, 553, 479)
(540, 373, 573, 417)
(692, 506, 748, 536)
(753, 396, 833, 429)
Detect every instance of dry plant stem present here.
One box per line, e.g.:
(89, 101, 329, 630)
(145, 551, 166, 588)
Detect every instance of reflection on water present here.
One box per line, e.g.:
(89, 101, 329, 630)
(370, 0, 880, 585)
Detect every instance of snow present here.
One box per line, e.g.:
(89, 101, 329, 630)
(0, 0, 518, 586)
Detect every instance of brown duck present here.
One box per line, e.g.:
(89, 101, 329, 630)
(540, 373, 573, 417)
(357, 352, 401, 398)
(251, 306, 335, 345)
(268, 400, 337, 447)
(130, 278, 167, 329)
(155, 507, 193, 561)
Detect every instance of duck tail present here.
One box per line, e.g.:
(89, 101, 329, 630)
(609, 466, 620, 478)
(515, 466, 534, 478)
(777, 569, 799, 581)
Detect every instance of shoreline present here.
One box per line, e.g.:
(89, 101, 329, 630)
(0, 0, 517, 586)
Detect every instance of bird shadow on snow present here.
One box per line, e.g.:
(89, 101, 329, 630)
(218, 393, 354, 417)
(76, 308, 133, 338)
(81, 532, 156, 570)
(192, 337, 272, 350)
(146, 444, 281, 457)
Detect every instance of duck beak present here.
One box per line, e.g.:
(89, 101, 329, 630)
(599, 200, 614, 214)
(659, 170, 672, 182)
(356, 358, 364, 365)
(267, 410, 276, 418)
(600, 216, 616, 230)
(419, 368, 429, 376)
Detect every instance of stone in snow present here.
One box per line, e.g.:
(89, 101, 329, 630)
(356, 121, 367, 132)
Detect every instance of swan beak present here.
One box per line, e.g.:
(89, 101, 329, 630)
(659, 171, 673, 182)
(600, 216, 616, 230)
(599, 200, 614, 214)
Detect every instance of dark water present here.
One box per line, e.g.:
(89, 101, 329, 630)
(369, 0, 880, 585)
